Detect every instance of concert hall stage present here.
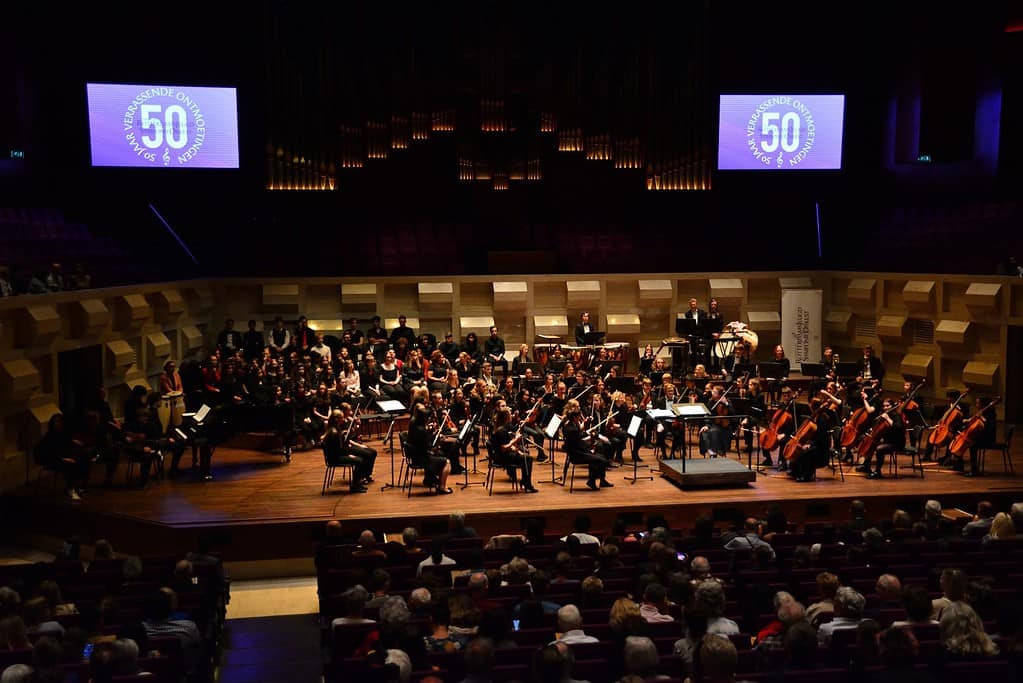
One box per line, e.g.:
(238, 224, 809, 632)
(5, 437, 1022, 567)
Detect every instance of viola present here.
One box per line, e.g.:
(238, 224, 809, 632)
(949, 396, 1001, 457)
(760, 391, 799, 451)
(927, 389, 970, 448)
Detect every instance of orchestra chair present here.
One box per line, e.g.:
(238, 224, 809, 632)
(890, 425, 926, 479)
(321, 448, 355, 496)
(562, 456, 588, 492)
(484, 440, 521, 495)
(125, 447, 162, 488)
(397, 432, 427, 497)
(980, 424, 1015, 476)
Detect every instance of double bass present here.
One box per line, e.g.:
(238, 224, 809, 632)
(927, 389, 970, 450)
(760, 390, 799, 452)
(949, 396, 1001, 457)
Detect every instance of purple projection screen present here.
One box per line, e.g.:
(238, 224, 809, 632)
(87, 83, 239, 168)
(718, 94, 844, 170)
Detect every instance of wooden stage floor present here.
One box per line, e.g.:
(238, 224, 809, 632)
(7, 432, 1023, 563)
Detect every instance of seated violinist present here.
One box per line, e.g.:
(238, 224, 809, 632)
(699, 385, 734, 458)
(562, 398, 613, 490)
(491, 407, 538, 493)
(406, 404, 452, 494)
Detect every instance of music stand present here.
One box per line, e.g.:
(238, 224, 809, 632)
(624, 415, 653, 483)
(582, 331, 605, 347)
(519, 362, 542, 376)
(801, 362, 826, 380)
(757, 362, 785, 380)
(539, 414, 564, 484)
(457, 412, 486, 490)
(733, 363, 756, 379)
(835, 362, 859, 379)
(375, 399, 407, 492)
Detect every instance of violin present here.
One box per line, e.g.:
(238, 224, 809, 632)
(711, 379, 741, 428)
(927, 389, 970, 448)
(760, 390, 799, 451)
(949, 396, 1001, 457)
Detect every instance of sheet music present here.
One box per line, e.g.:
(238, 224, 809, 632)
(544, 414, 563, 439)
(645, 408, 675, 420)
(627, 415, 643, 437)
(673, 404, 711, 417)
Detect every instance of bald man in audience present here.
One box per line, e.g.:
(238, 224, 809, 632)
(352, 530, 386, 560)
(551, 604, 599, 645)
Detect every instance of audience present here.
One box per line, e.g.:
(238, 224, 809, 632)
(817, 587, 865, 647)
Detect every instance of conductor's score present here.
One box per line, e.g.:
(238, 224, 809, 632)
(717, 94, 845, 171)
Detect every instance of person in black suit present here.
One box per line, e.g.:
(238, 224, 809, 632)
(856, 344, 885, 389)
(684, 299, 710, 369)
(574, 312, 594, 346)
(390, 315, 416, 348)
(484, 326, 509, 377)
(684, 298, 707, 326)
(216, 319, 243, 358)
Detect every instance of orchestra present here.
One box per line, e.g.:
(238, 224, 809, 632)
(73, 310, 1001, 496)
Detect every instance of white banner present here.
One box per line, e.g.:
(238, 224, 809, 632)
(781, 289, 822, 366)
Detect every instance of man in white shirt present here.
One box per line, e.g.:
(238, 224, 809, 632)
(551, 604, 599, 645)
(817, 587, 865, 647)
(310, 333, 332, 365)
(559, 515, 601, 546)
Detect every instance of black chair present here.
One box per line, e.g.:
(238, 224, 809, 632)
(397, 432, 426, 497)
(125, 445, 162, 487)
(980, 424, 1015, 475)
(484, 440, 521, 495)
(321, 445, 355, 495)
(892, 424, 926, 479)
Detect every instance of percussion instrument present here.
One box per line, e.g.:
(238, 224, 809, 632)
(164, 391, 185, 428)
(711, 335, 742, 360)
(724, 322, 759, 354)
(155, 394, 170, 433)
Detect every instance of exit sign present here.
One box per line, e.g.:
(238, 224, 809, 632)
(9, 149, 24, 159)
(916, 154, 932, 163)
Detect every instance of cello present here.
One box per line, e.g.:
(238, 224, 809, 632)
(760, 390, 799, 452)
(857, 381, 924, 460)
(782, 392, 839, 465)
(949, 396, 1001, 457)
(927, 389, 970, 450)
(840, 386, 877, 448)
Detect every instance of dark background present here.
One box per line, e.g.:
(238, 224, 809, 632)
(1, 2, 1021, 279)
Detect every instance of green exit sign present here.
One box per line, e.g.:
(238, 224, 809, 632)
(9, 149, 24, 159)
(916, 154, 932, 163)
